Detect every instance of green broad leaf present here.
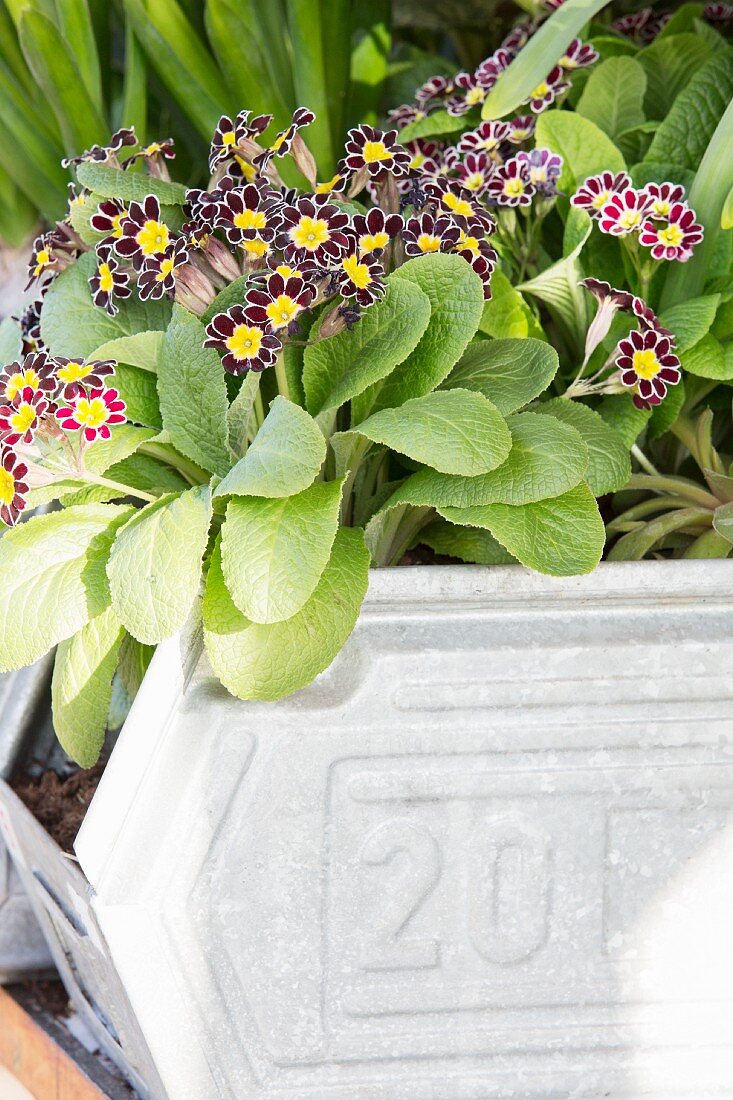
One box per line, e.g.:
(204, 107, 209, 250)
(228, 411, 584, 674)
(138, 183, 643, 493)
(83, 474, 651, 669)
(644, 51, 733, 175)
(158, 305, 232, 478)
(398, 109, 467, 142)
(203, 526, 370, 701)
(51, 605, 125, 768)
(418, 519, 515, 565)
(648, 379, 685, 439)
(285, 0, 336, 174)
(440, 483, 605, 576)
(303, 278, 431, 416)
(348, 389, 511, 477)
(657, 3, 704, 37)
(106, 453, 190, 496)
(481, 0, 611, 120)
(54, 0, 103, 108)
(201, 276, 250, 326)
(681, 333, 733, 380)
(40, 253, 172, 358)
(83, 424, 155, 476)
(712, 298, 733, 340)
(122, 21, 147, 139)
(88, 332, 164, 372)
(518, 229, 591, 358)
(535, 110, 626, 195)
(683, 528, 732, 558)
(598, 393, 651, 448)
(107, 484, 212, 645)
(616, 120, 658, 164)
(478, 269, 545, 340)
(215, 395, 326, 498)
(353, 254, 484, 420)
(638, 33, 714, 121)
(117, 632, 155, 697)
(114, 363, 162, 429)
(713, 501, 733, 545)
(0, 316, 21, 365)
(442, 337, 559, 415)
(227, 373, 261, 458)
(563, 206, 593, 256)
(221, 480, 343, 624)
(658, 295, 720, 353)
(576, 57, 647, 142)
(76, 162, 188, 207)
(722, 184, 733, 230)
(377, 411, 588, 510)
(348, 1, 391, 128)
(0, 504, 133, 671)
(534, 399, 631, 495)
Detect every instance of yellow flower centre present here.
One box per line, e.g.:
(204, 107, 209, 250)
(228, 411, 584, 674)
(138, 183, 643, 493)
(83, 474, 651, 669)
(442, 192, 474, 219)
(5, 370, 39, 401)
(271, 131, 288, 152)
(136, 219, 170, 256)
(465, 86, 485, 106)
(315, 175, 342, 194)
(359, 230, 389, 253)
(653, 200, 671, 217)
(235, 156, 257, 181)
(658, 223, 684, 247)
(531, 82, 549, 98)
(266, 295, 300, 328)
(233, 209, 267, 231)
(57, 360, 91, 384)
(33, 248, 51, 276)
(226, 324, 263, 361)
(241, 237, 269, 258)
(457, 231, 480, 258)
(156, 257, 175, 282)
(632, 348, 661, 380)
(416, 233, 441, 253)
(222, 130, 237, 149)
(504, 177, 525, 198)
(362, 140, 391, 164)
(10, 403, 37, 434)
(342, 254, 372, 289)
(75, 397, 109, 430)
(618, 209, 642, 231)
(274, 264, 301, 279)
(409, 152, 426, 170)
(592, 189, 610, 210)
(290, 216, 329, 251)
(0, 467, 15, 505)
(111, 212, 126, 238)
(98, 263, 115, 293)
(464, 171, 485, 192)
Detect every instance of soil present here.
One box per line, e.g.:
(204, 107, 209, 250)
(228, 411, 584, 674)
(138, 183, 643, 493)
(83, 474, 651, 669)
(11, 763, 106, 852)
(398, 543, 461, 566)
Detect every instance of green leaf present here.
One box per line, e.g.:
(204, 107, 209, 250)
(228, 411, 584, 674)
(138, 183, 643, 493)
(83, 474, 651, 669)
(418, 518, 515, 565)
(377, 411, 588, 510)
(347, 389, 511, 476)
(658, 295, 721, 353)
(681, 333, 733, 380)
(51, 605, 125, 768)
(518, 228, 591, 358)
(122, 21, 147, 139)
(722, 183, 733, 230)
(83, 424, 155, 475)
(608, 507, 711, 560)
(107, 485, 212, 644)
(713, 501, 733, 544)
(76, 162, 188, 207)
(227, 372, 261, 458)
(599, 393, 651, 448)
(203, 526, 370, 700)
(114, 363, 162, 429)
(0, 316, 21, 365)
(477, 269, 545, 340)
(398, 109, 467, 142)
(40, 253, 172, 358)
(200, 275, 249, 326)
(440, 483, 604, 575)
(442, 337, 559, 415)
(534, 399, 631, 495)
(107, 452, 190, 495)
(576, 57, 647, 141)
(481, 0, 612, 120)
(0, 504, 133, 671)
(54, 0, 102, 108)
(158, 304, 232, 477)
(221, 479, 343, 624)
(638, 33, 714, 121)
(645, 50, 733, 172)
(352, 254, 485, 420)
(648, 378, 685, 439)
(303, 277, 431, 416)
(535, 110, 626, 194)
(214, 395, 325, 498)
(285, 0, 335, 174)
(88, 331, 164, 372)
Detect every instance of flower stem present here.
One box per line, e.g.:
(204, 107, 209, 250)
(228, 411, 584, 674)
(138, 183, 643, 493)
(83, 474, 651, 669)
(631, 443, 660, 476)
(82, 472, 157, 504)
(274, 351, 290, 401)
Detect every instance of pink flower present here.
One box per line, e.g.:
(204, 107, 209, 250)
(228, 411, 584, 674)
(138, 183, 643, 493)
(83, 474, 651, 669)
(644, 181, 687, 220)
(0, 445, 29, 527)
(485, 157, 534, 207)
(615, 328, 681, 408)
(0, 387, 49, 445)
(571, 171, 631, 217)
(639, 202, 704, 261)
(598, 188, 653, 236)
(56, 387, 127, 443)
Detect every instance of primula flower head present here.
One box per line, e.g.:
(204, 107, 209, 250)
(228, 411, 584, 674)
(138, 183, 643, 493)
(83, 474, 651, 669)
(91, 199, 129, 242)
(343, 125, 411, 179)
(455, 152, 494, 196)
(516, 148, 563, 196)
(254, 108, 316, 170)
(526, 66, 569, 113)
(402, 213, 461, 257)
(337, 242, 386, 307)
(507, 115, 536, 144)
(138, 238, 190, 300)
(244, 272, 316, 331)
(204, 306, 282, 375)
(639, 202, 703, 262)
(458, 120, 512, 156)
(115, 195, 172, 269)
(280, 195, 350, 265)
(598, 188, 653, 236)
(208, 111, 272, 172)
(56, 386, 127, 443)
(644, 181, 687, 220)
(53, 356, 116, 402)
(214, 180, 283, 253)
(0, 352, 58, 404)
(615, 327, 681, 408)
(89, 245, 132, 316)
(0, 387, 49, 445)
(0, 445, 29, 527)
(485, 157, 535, 207)
(571, 171, 631, 216)
(62, 127, 136, 168)
(352, 209, 403, 255)
(558, 38, 599, 70)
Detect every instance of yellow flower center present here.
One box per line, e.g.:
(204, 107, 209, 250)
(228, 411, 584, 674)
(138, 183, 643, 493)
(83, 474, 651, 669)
(5, 370, 39, 401)
(226, 324, 263, 361)
(290, 216, 329, 251)
(266, 295, 300, 329)
(0, 467, 15, 505)
(99, 263, 115, 293)
(632, 348, 661, 380)
(653, 200, 671, 217)
(465, 86, 485, 106)
(222, 130, 236, 149)
(156, 257, 175, 281)
(241, 237, 269, 258)
(75, 397, 109, 429)
(531, 82, 549, 98)
(33, 248, 51, 276)
(359, 230, 389, 253)
(504, 177, 525, 198)
(658, 223, 684, 247)
(456, 231, 480, 258)
(416, 233, 441, 253)
(233, 209, 267, 231)
(618, 209, 642, 231)
(342, 254, 372, 289)
(409, 152, 426, 170)
(442, 192, 474, 219)
(464, 171, 485, 192)
(592, 189, 610, 210)
(315, 175, 342, 194)
(362, 140, 391, 164)
(234, 156, 257, 181)
(274, 264, 301, 279)
(111, 212, 126, 238)
(136, 219, 170, 256)
(10, 403, 37, 434)
(57, 360, 91, 384)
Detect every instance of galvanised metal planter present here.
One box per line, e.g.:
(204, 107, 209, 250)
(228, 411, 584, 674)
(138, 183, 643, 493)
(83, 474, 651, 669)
(5, 559, 733, 1099)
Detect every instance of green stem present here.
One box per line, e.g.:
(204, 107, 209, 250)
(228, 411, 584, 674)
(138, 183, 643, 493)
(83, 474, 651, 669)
(631, 443, 660, 476)
(82, 472, 157, 504)
(274, 351, 290, 401)
(138, 442, 209, 486)
(626, 473, 719, 509)
(254, 388, 266, 429)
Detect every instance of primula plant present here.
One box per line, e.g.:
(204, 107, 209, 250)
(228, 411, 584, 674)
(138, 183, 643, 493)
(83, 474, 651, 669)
(0, 0, 731, 769)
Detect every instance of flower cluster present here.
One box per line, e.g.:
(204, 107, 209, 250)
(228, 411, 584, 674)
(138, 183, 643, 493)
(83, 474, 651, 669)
(572, 174, 704, 262)
(0, 351, 125, 526)
(612, 4, 733, 42)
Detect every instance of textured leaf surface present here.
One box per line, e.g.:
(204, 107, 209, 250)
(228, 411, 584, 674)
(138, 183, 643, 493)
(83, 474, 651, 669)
(221, 480, 343, 623)
(419, 519, 515, 565)
(158, 305, 232, 477)
(577, 57, 647, 141)
(88, 331, 164, 372)
(350, 389, 511, 476)
(535, 399, 631, 495)
(215, 396, 326, 498)
(303, 278, 431, 415)
(535, 110, 625, 194)
(644, 50, 733, 172)
(0, 317, 21, 365)
(681, 334, 733, 380)
(52, 606, 125, 768)
(203, 527, 370, 700)
(713, 501, 733, 544)
(227, 373, 261, 457)
(599, 394, 651, 448)
(639, 34, 715, 122)
(443, 338, 558, 415)
(441, 483, 605, 575)
(107, 485, 212, 644)
(114, 364, 162, 429)
(478, 270, 545, 340)
(0, 504, 132, 671)
(77, 162, 187, 206)
(658, 295, 720, 352)
(83, 425, 155, 475)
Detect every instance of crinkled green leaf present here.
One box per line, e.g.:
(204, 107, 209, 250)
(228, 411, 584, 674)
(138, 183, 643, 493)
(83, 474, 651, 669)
(442, 337, 559, 415)
(0, 504, 133, 671)
(418, 519, 515, 565)
(227, 373, 261, 458)
(644, 49, 733, 172)
(83, 424, 155, 475)
(107, 485, 212, 644)
(535, 110, 626, 194)
(659, 295, 721, 353)
(51, 605, 125, 768)
(577, 57, 647, 141)
(598, 393, 651, 448)
(221, 480, 343, 624)
(398, 109, 466, 142)
(76, 161, 188, 206)
(681, 333, 733, 380)
(114, 363, 162, 429)
(638, 33, 715, 122)
(440, 483, 605, 575)
(88, 332, 164, 372)
(648, 379, 686, 439)
(215, 396, 326, 498)
(0, 316, 21, 365)
(203, 526, 370, 700)
(535, 398, 631, 495)
(478, 269, 545, 340)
